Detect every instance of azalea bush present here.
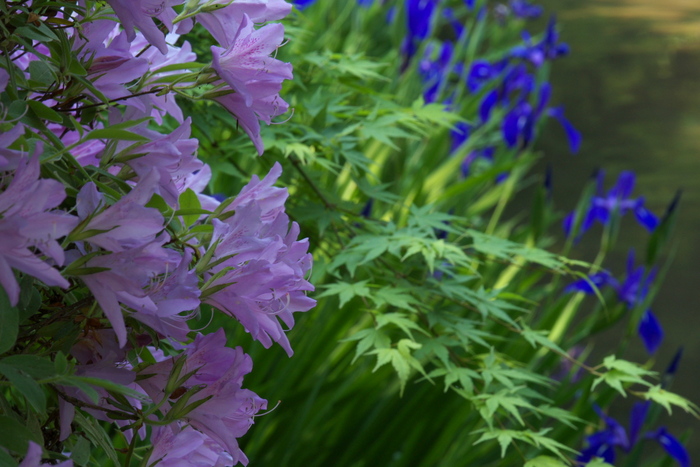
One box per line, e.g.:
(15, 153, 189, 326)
(0, 0, 312, 465)
(0, 0, 696, 466)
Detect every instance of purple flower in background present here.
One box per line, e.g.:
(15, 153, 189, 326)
(616, 249, 656, 309)
(419, 42, 454, 103)
(401, 0, 438, 62)
(0, 156, 78, 305)
(450, 122, 472, 153)
(509, 0, 543, 19)
(564, 170, 659, 239)
(461, 147, 495, 177)
(564, 271, 615, 295)
(467, 59, 505, 93)
(293, 0, 317, 9)
(638, 309, 664, 354)
(546, 106, 582, 153)
(565, 250, 655, 309)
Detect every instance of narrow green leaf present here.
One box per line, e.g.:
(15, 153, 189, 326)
(73, 411, 120, 465)
(84, 128, 149, 142)
(0, 289, 19, 354)
(27, 100, 63, 123)
(0, 363, 47, 414)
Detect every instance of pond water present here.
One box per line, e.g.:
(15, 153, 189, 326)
(537, 0, 700, 456)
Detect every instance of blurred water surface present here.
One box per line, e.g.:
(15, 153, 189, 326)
(536, 0, 700, 456)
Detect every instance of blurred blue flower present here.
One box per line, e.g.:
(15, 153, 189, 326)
(564, 271, 615, 295)
(616, 249, 656, 308)
(638, 309, 664, 354)
(467, 59, 507, 93)
(541, 16, 570, 60)
(509, 0, 544, 19)
(461, 147, 495, 177)
(564, 170, 659, 239)
(565, 250, 656, 309)
(578, 403, 689, 467)
(293, 0, 317, 9)
(419, 42, 455, 103)
(401, 0, 438, 62)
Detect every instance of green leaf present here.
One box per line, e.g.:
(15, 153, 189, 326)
(0, 449, 18, 467)
(524, 455, 568, 467)
(16, 23, 58, 42)
(0, 289, 19, 354)
(72, 411, 120, 465)
(375, 313, 428, 338)
(27, 100, 63, 123)
(0, 363, 47, 414)
(370, 339, 424, 396)
(71, 436, 91, 466)
(0, 415, 41, 455)
(71, 376, 149, 402)
(592, 356, 655, 396)
(54, 351, 68, 375)
(641, 385, 700, 418)
(84, 128, 149, 142)
(178, 188, 204, 227)
(583, 459, 615, 467)
(342, 328, 390, 363)
(371, 287, 419, 311)
(318, 280, 371, 308)
(0, 355, 55, 379)
(27, 60, 56, 86)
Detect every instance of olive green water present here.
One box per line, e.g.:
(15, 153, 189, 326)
(536, 0, 700, 457)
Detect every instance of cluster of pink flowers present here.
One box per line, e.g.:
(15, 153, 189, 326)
(1, 0, 311, 464)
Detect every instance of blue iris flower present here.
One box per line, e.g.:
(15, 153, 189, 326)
(461, 147, 495, 178)
(638, 309, 664, 354)
(578, 352, 690, 467)
(402, 0, 438, 62)
(564, 170, 659, 239)
(509, 0, 544, 19)
(565, 249, 663, 354)
(419, 42, 455, 103)
(293, 0, 317, 9)
(565, 250, 656, 309)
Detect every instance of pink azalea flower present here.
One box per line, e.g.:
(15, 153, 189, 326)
(202, 164, 314, 356)
(79, 238, 181, 347)
(211, 15, 293, 108)
(138, 330, 266, 465)
(75, 172, 165, 253)
(114, 118, 202, 206)
(128, 33, 198, 123)
(0, 156, 78, 305)
(105, 0, 182, 54)
(149, 426, 235, 466)
(19, 441, 73, 466)
(198, 0, 292, 47)
(133, 250, 201, 342)
(214, 83, 289, 155)
(58, 329, 139, 441)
